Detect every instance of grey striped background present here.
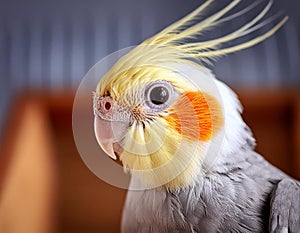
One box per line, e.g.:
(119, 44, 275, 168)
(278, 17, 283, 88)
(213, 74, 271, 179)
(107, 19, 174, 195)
(0, 0, 299, 139)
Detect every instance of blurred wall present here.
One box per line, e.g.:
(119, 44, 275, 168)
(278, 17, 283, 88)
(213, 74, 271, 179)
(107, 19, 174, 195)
(0, 0, 299, 138)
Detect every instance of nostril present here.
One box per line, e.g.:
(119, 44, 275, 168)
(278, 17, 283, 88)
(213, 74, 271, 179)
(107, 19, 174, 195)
(99, 96, 114, 113)
(104, 102, 112, 111)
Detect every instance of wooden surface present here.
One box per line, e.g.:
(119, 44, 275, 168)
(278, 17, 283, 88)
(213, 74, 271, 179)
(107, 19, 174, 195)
(0, 98, 56, 233)
(0, 93, 127, 233)
(0, 89, 299, 233)
(235, 88, 300, 178)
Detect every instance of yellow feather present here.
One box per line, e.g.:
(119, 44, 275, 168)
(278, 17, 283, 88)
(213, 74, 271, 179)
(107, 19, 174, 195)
(196, 16, 288, 58)
(146, 0, 240, 46)
(177, 0, 274, 51)
(97, 0, 287, 97)
(153, 0, 214, 35)
(120, 118, 205, 190)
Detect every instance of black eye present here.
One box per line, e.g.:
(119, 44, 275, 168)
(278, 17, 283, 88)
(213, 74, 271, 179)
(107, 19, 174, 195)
(150, 86, 169, 105)
(145, 80, 176, 112)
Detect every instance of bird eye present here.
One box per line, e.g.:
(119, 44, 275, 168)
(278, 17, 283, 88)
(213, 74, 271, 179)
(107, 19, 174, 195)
(145, 81, 174, 111)
(149, 86, 169, 105)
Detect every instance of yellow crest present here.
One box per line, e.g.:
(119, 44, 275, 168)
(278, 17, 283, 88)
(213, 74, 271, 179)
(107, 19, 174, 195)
(97, 0, 287, 96)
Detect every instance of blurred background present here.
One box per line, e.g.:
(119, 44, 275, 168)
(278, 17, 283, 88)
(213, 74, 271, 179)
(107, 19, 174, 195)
(0, 0, 299, 232)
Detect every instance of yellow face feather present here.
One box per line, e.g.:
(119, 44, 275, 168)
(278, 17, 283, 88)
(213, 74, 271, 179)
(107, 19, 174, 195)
(94, 0, 287, 190)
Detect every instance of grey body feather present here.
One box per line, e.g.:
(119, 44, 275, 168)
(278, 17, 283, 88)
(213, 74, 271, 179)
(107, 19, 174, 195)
(122, 149, 300, 233)
(121, 80, 300, 233)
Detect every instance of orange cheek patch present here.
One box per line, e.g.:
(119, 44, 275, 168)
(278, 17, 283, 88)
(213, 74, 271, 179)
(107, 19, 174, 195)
(164, 91, 224, 141)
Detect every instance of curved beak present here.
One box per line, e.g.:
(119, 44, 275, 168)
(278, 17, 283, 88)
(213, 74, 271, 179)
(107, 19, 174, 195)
(94, 116, 128, 160)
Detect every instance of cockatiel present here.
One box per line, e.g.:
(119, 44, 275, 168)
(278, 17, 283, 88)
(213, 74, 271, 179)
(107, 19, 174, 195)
(93, 0, 300, 232)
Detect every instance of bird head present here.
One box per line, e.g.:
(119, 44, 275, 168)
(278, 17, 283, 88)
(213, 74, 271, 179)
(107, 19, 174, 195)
(93, 0, 287, 190)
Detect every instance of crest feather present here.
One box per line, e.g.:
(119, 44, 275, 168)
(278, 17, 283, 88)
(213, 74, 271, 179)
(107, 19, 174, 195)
(98, 0, 287, 95)
(142, 0, 287, 61)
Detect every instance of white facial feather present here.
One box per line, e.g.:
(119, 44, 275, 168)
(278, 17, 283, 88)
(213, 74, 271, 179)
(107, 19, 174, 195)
(167, 64, 255, 173)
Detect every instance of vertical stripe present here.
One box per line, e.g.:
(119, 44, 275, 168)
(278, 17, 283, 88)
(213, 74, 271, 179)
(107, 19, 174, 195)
(49, 17, 64, 90)
(63, 19, 72, 88)
(41, 20, 51, 88)
(10, 21, 24, 89)
(284, 21, 300, 83)
(71, 16, 86, 87)
(28, 20, 43, 89)
(94, 14, 108, 62)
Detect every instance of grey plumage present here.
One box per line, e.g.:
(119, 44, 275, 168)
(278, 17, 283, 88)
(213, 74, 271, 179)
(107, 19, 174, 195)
(270, 179, 300, 233)
(119, 78, 300, 233)
(122, 149, 300, 233)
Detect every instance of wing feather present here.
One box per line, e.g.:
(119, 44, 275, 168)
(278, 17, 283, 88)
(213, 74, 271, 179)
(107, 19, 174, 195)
(269, 178, 300, 233)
